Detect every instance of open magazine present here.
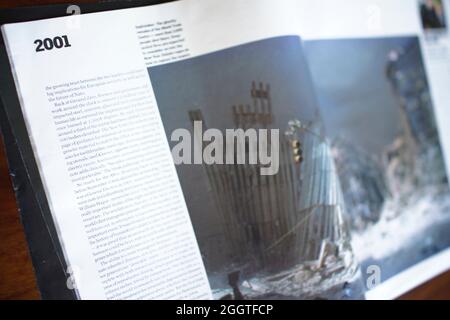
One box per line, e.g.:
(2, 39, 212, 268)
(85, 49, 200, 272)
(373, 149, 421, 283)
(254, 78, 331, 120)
(1, 0, 450, 300)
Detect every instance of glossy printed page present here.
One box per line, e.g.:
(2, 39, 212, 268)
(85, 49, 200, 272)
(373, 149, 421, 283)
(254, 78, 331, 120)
(0, 0, 302, 299)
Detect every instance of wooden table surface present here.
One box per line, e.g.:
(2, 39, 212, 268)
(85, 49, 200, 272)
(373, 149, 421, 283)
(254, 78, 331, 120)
(0, 0, 449, 300)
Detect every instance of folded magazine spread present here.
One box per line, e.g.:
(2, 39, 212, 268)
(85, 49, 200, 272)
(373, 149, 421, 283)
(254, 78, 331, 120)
(1, 0, 450, 300)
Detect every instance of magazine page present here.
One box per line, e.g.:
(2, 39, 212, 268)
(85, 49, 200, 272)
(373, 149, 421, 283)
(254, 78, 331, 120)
(294, 0, 450, 299)
(1, 0, 304, 299)
(2, 1, 215, 300)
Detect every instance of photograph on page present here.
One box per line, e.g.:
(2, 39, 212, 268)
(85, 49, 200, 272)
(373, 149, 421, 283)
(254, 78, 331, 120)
(419, 0, 447, 31)
(149, 36, 365, 300)
(149, 35, 450, 300)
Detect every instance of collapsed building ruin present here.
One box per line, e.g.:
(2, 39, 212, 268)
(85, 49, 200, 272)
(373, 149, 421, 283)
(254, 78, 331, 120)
(189, 82, 361, 299)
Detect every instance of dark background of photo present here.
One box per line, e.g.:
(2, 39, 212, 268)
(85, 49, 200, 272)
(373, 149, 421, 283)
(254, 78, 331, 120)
(0, 0, 449, 300)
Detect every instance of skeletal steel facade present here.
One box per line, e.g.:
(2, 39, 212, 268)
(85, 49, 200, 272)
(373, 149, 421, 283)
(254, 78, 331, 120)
(189, 82, 351, 274)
